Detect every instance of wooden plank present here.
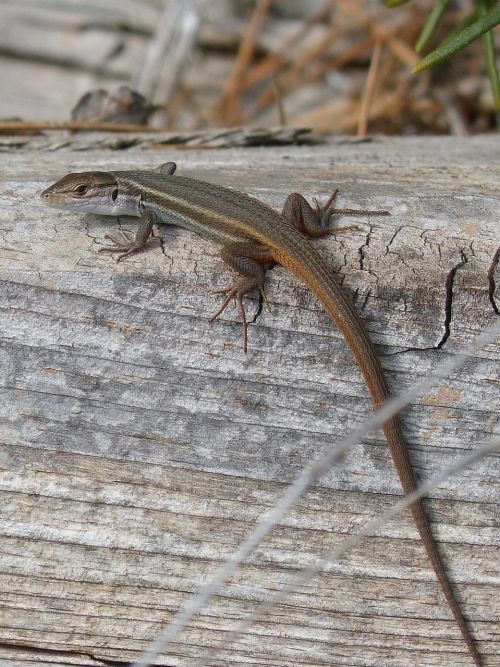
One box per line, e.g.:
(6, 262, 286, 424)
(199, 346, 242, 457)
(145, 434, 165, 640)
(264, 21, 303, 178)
(0, 134, 499, 666)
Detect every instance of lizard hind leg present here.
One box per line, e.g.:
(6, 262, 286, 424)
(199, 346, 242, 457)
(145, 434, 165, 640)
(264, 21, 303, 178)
(209, 242, 274, 353)
(282, 191, 389, 238)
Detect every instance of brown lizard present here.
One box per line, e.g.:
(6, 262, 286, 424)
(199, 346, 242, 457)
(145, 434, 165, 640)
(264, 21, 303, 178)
(41, 162, 482, 665)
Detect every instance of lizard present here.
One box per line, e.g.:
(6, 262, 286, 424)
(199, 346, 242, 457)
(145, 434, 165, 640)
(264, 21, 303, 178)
(41, 161, 482, 666)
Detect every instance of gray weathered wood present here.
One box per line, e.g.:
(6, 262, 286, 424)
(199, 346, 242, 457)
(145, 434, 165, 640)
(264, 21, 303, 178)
(0, 134, 499, 666)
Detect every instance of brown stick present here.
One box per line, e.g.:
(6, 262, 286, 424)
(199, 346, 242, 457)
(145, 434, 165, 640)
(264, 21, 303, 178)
(357, 40, 383, 137)
(213, 0, 272, 126)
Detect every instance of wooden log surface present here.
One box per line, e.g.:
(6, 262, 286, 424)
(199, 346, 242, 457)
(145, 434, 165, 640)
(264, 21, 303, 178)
(0, 133, 499, 666)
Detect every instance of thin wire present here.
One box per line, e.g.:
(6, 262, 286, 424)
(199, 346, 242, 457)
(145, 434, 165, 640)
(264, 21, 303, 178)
(132, 320, 499, 667)
(195, 434, 500, 666)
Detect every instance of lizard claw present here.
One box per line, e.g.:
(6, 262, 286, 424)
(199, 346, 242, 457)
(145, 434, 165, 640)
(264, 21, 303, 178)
(98, 230, 141, 262)
(310, 190, 340, 228)
(260, 286, 272, 313)
(322, 189, 389, 220)
(105, 230, 134, 245)
(210, 278, 267, 353)
(210, 286, 250, 353)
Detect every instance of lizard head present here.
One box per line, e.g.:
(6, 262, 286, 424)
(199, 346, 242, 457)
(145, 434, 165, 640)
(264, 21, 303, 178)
(41, 171, 123, 215)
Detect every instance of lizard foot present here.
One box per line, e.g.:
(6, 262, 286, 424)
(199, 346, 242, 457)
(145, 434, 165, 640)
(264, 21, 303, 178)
(318, 189, 389, 223)
(98, 231, 144, 262)
(209, 277, 267, 353)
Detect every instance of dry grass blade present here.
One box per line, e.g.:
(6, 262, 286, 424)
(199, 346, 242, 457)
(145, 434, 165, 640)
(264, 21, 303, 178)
(249, 20, 341, 118)
(293, 82, 407, 133)
(213, 0, 272, 126)
(357, 39, 384, 136)
(338, 0, 419, 68)
(0, 120, 160, 135)
(240, 0, 334, 92)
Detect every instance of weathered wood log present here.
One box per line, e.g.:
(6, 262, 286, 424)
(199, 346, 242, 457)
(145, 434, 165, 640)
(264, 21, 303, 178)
(0, 133, 498, 667)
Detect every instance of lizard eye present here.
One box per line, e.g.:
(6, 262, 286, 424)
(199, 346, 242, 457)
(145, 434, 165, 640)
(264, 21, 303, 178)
(111, 188, 118, 201)
(75, 184, 88, 195)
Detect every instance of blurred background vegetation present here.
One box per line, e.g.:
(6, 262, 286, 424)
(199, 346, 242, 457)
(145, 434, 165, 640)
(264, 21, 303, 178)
(0, 0, 498, 135)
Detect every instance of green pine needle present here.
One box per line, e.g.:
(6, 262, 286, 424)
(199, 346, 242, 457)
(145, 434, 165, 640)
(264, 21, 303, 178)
(413, 6, 500, 73)
(384, 0, 412, 7)
(479, 0, 500, 108)
(415, 0, 451, 52)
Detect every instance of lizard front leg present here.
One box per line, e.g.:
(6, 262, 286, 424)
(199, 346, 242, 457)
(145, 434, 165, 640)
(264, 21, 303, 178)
(210, 242, 274, 353)
(283, 190, 388, 237)
(98, 165, 177, 262)
(98, 207, 158, 262)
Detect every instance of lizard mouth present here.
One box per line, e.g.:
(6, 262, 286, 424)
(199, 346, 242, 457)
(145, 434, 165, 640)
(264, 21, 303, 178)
(40, 193, 67, 208)
(40, 186, 86, 207)
(40, 185, 61, 203)
(40, 188, 84, 209)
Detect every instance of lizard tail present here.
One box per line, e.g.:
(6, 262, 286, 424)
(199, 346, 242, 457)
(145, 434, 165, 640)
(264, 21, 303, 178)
(278, 246, 482, 666)
(384, 418, 483, 667)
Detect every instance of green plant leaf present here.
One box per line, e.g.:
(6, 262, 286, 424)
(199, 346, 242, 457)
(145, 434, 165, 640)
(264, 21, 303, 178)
(416, 0, 451, 52)
(413, 6, 500, 72)
(437, 8, 479, 48)
(482, 28, 500, 107)
(479, 0, 500, 109)
(385, 0, 411, 7)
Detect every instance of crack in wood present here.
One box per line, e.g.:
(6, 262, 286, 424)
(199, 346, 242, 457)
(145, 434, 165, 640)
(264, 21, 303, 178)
(436, 251, 468, 350)
(487, 246, 499, 316)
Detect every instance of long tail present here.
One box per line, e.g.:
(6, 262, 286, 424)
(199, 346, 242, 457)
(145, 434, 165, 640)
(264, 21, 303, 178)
(279, 246, 482, 666)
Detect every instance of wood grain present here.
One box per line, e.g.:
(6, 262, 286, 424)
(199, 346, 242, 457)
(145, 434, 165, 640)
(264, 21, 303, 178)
(0, 134, 499, 666)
